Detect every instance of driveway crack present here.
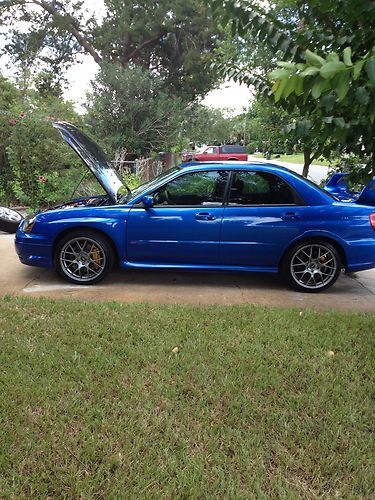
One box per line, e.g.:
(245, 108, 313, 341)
(23, 269, 48, 291)
(348, 275, 375, 296)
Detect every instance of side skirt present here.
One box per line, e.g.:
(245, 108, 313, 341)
(120, 260, 278, 274)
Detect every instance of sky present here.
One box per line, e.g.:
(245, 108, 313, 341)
(0, 0, 253, 115)
(65, 54, 252, 115)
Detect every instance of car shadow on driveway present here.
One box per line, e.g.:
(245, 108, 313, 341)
(20, 267, 375, 312)
(1, 232, 374, 311)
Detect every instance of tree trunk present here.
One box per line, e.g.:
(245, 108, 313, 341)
(302, 147, 311, 178)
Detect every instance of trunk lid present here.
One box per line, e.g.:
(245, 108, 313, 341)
(356, 178, 375, 206)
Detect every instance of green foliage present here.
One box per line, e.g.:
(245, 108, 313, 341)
(0, 0, 225, 167)
(0, 76, 20, 201)
(269, 48, 375, 178)
(1, 0, 222, 101)
(209, 0, 375, 178)
(123, 173, 141, 191)
(244, 97, 298, 154)
(181, 105, 243, 147)
(0, 296, 374, 497)
(0, 75, 83, 208)
(86, 64, 186, 156)
(96, 0, 220, 100)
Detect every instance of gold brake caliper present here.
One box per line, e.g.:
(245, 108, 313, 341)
(91, 246, 101, 270)
(319, 253, 328, 264)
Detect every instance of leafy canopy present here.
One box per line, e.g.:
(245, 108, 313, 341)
(208, 0, 375, 178)
(1, 0, 222, 100)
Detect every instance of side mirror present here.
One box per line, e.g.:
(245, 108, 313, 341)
(142, 195, 154, 209)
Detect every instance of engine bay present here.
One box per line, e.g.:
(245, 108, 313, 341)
(48, 195, 113, 211)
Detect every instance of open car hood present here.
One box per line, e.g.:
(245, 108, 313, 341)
(53, 122, 124, 203)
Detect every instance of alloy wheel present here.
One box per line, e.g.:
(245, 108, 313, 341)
(59, 237, 106, 282)
(0, 206, 22, 222)
(290, 243, 338, 290)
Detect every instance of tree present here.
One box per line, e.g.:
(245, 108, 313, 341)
(181, 105, 241, 147)
(0, 75, 20, 200)
(86, 64, 186, 155)
(269, 48, 375, 179)
(0, 0, 222, 101)
(208, 0, 375, 178)
(0, 74, 82, 207)
(243, 97, 298, 154)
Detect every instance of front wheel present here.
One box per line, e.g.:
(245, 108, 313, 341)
(55, 230, 113, 285)
(282, 241, 342, 292)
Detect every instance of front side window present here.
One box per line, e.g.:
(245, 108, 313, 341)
(154, 170, 229, 206)
(204, 147, 216, 154)
(229, 171, 296, 205)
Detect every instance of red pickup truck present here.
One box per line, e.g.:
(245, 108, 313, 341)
(182, 145, 248, 162)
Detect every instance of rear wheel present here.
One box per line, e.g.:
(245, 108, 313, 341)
(282, 240, 342, 292)
(55, 230, 113, 285)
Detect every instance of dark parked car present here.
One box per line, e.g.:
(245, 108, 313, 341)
(0, 206, 23, 233)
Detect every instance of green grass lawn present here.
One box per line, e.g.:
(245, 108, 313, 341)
(251, 153, 329, 166)
(0, 296, 373, 498)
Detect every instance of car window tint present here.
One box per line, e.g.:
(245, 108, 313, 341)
(220, 145, 245, 154)
(229, 171, 296, 205)
(154, 171, 228, 206)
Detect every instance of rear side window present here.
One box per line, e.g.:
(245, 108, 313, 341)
(219, 145, 246, 154)
(229, 171, 297, 205)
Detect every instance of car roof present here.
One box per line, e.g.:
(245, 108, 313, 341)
(179, 160, 293, 174)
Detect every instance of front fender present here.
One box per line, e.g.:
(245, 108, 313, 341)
(36, 206, 131, 262)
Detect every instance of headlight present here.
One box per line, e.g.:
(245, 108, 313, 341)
(23, 216, 36, 233)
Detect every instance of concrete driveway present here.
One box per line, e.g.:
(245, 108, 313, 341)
(1, 232, 374, 311)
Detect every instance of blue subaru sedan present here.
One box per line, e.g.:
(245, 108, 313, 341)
(15, 122, 375, 292)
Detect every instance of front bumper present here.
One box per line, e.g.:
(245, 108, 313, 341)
(15, 227, 54, 268)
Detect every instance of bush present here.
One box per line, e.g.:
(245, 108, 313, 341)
(0, 81, 83, 208)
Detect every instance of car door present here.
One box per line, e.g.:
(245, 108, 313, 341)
(219, 146, 234, 161)
(200, 146, 219, 161)
(220, 170, 304, 269)
(126, 170, 229, 265)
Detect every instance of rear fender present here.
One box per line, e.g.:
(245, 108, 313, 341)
(279, 231, 348, 270)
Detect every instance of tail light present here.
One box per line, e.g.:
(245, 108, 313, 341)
(370, 213, 375, 230)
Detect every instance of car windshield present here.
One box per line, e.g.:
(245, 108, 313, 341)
(119, 167, 180, 203)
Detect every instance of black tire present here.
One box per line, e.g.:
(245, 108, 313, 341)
(0, 206, 23, 233)
(54, 229, 114, 285)
(281, 240, 342, 293)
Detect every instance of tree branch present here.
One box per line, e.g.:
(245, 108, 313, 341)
(123, 30, 167, 64)
(31, 0, 102, 64)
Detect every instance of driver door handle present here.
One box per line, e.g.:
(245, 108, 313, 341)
(195, 212, 216, 221)
(282, 211, 301, 221)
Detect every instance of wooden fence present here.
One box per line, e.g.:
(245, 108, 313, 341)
(112, 150, 181, 181)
